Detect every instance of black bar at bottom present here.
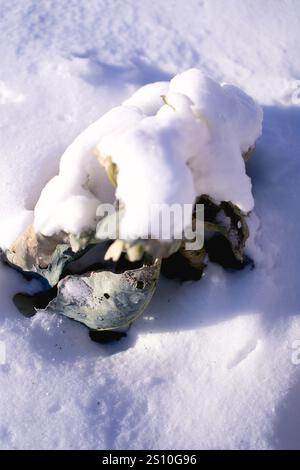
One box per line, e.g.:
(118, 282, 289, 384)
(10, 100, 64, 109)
(0, 450, 298, 465)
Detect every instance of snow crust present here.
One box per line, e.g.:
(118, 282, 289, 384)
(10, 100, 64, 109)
(1, 0, 300, 451)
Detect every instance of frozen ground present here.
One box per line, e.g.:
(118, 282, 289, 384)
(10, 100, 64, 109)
(1, 0, 300, 449)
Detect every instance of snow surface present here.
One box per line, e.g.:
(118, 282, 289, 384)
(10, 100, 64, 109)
(1, 0, 300, 450)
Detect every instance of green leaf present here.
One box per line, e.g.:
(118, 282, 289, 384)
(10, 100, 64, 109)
(38, 259, 161, 331)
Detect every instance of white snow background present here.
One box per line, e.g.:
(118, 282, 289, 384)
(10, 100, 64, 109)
(1, 0, 300, 450)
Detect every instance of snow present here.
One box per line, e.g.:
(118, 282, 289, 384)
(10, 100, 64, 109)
(33, 68, 262, 240)
(1, 0, 300, 450)
(123, 81, 169, 115)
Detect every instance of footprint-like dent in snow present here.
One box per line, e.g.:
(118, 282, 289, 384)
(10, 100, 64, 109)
(48, 403, 63, 414)
(69, 51, 171, 88)
(227, 339, 259, 369)
(0, 81, 25, 104)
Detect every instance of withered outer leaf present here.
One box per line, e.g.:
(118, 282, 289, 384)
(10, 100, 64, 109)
(38, 258, 161, 331)
(196, 195, 249, 265)
(205, 198, 248, 262)
(3, 225, 96, 287)
(163, 195, 250, 280)
(3, 225, 72, 287)
(220, 200, 249, 262)
(177, 145, 253, 273)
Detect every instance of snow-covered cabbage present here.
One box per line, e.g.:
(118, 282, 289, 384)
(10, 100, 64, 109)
(33, 68, 263, 242)
(4, 69, 263, 334)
